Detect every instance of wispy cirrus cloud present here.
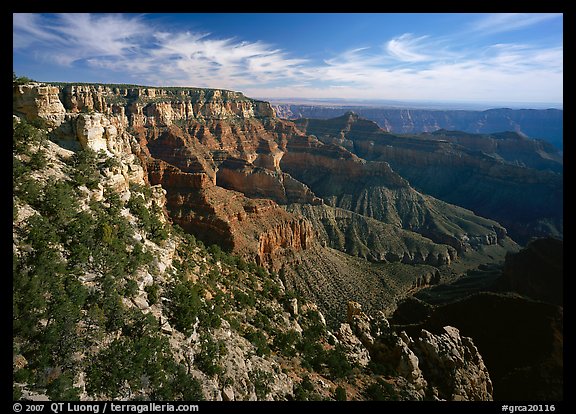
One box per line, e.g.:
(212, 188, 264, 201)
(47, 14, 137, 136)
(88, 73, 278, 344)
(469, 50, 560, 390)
(13, 13, 308, 89)
(470, 13, 562, 34)
(13, 13, 562, 104)
(251, 39, 562, 102)
(13, 13, 150, 65)
(386, 33, 434, 62)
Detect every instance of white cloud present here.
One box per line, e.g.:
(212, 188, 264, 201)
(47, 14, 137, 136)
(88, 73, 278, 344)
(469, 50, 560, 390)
(386, 33, 432, 62)
(249, 40, 562, 103)
(13, 13, 563, 104)
(13, 13, 149, 66)
(471, 13, 562, 34)
(13, 13, 61, 48)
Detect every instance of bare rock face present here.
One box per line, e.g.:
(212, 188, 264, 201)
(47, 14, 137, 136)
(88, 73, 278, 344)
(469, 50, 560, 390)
(257, 216, 314, 269)
(59, 84, 275, 125)
(75, 113, 117, 153)
(412, 326, 493, 401)
(279, 133, 507, 253)
(216, 157, 322, 205)
(60, 84, 112, 114)
(13, 83, 66, 127)
(147, 156, 315, 270)
(335, 323, 371, 367)
(341, 301, 493, 401)
(346, 302, 427, 397)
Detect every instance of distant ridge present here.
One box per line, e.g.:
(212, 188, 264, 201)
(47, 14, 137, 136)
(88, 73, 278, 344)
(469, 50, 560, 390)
(274, 104, 563, 150)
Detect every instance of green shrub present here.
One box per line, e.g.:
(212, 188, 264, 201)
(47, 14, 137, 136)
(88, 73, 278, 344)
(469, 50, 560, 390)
(124, 279, 138, 298)
(334, 385, 347, 401)
(15, 176, 43, 206)
(363, 379, 398, 401)
(13, 385, 22, 400)
(233, 288, 255, 309)
(29, 148, 48, 170)
(69, 148, 100, 189)
(166, 280, 201, 336)
(46, 371, 80, 401)
(40, 181, 77, 225)
(13, 368, 33, 383)
(249, 369, 272, 400)
(145, 283, 160, 305)
(244, 330, 270, 357)
(296, 338, 325, 371)
(86, 313, 196, 400)
(272, 330, 299, 357)
(194, 333, 224, 377)
(325, 345, 353, 379)
(13, 72, 36, 84)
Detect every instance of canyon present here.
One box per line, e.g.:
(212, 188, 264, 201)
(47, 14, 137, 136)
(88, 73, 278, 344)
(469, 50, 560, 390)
(274, 104, 563, 150)
(293, 112, 563, 245)
(13, 83, 518, 275)
(13, 80, 562, 401)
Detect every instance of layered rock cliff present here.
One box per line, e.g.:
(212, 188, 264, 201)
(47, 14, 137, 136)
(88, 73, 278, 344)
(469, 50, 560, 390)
(13, 80, 520, 324)
(280, 131, 507, 252)
(57, 83, 275, 120)
(13, 109, 498, 401)
(295, 113, 562, 245)
(216, 157, 322, 205)
(148, 167, 315, 270)
(13, 83, 66, 127)
(286, 203, 456, 266)
(275, 104, 563, 150)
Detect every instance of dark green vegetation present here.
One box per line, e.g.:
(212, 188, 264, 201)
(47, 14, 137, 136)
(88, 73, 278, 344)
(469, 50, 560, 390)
(13, 119, 197, 400)
(13, 72, 36, 85)
(13, 118, 400, 401)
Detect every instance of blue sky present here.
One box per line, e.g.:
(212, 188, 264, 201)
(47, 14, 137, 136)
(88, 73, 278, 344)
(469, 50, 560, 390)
(13, 13, 563, 106)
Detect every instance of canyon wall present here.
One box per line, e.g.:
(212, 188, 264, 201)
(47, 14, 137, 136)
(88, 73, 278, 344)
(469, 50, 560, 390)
(275, 104, 563, 150)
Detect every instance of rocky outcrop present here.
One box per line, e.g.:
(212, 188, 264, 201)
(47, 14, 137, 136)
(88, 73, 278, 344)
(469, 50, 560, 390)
(412, 326, 493, 401)
(334, 323, 371, 367)
(339, 301, 493, 401)
(75, 113, 121, 154)
(13, 83, 66, 127)
(195, 320, 294, 401)
(217, 157, 322, 205)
